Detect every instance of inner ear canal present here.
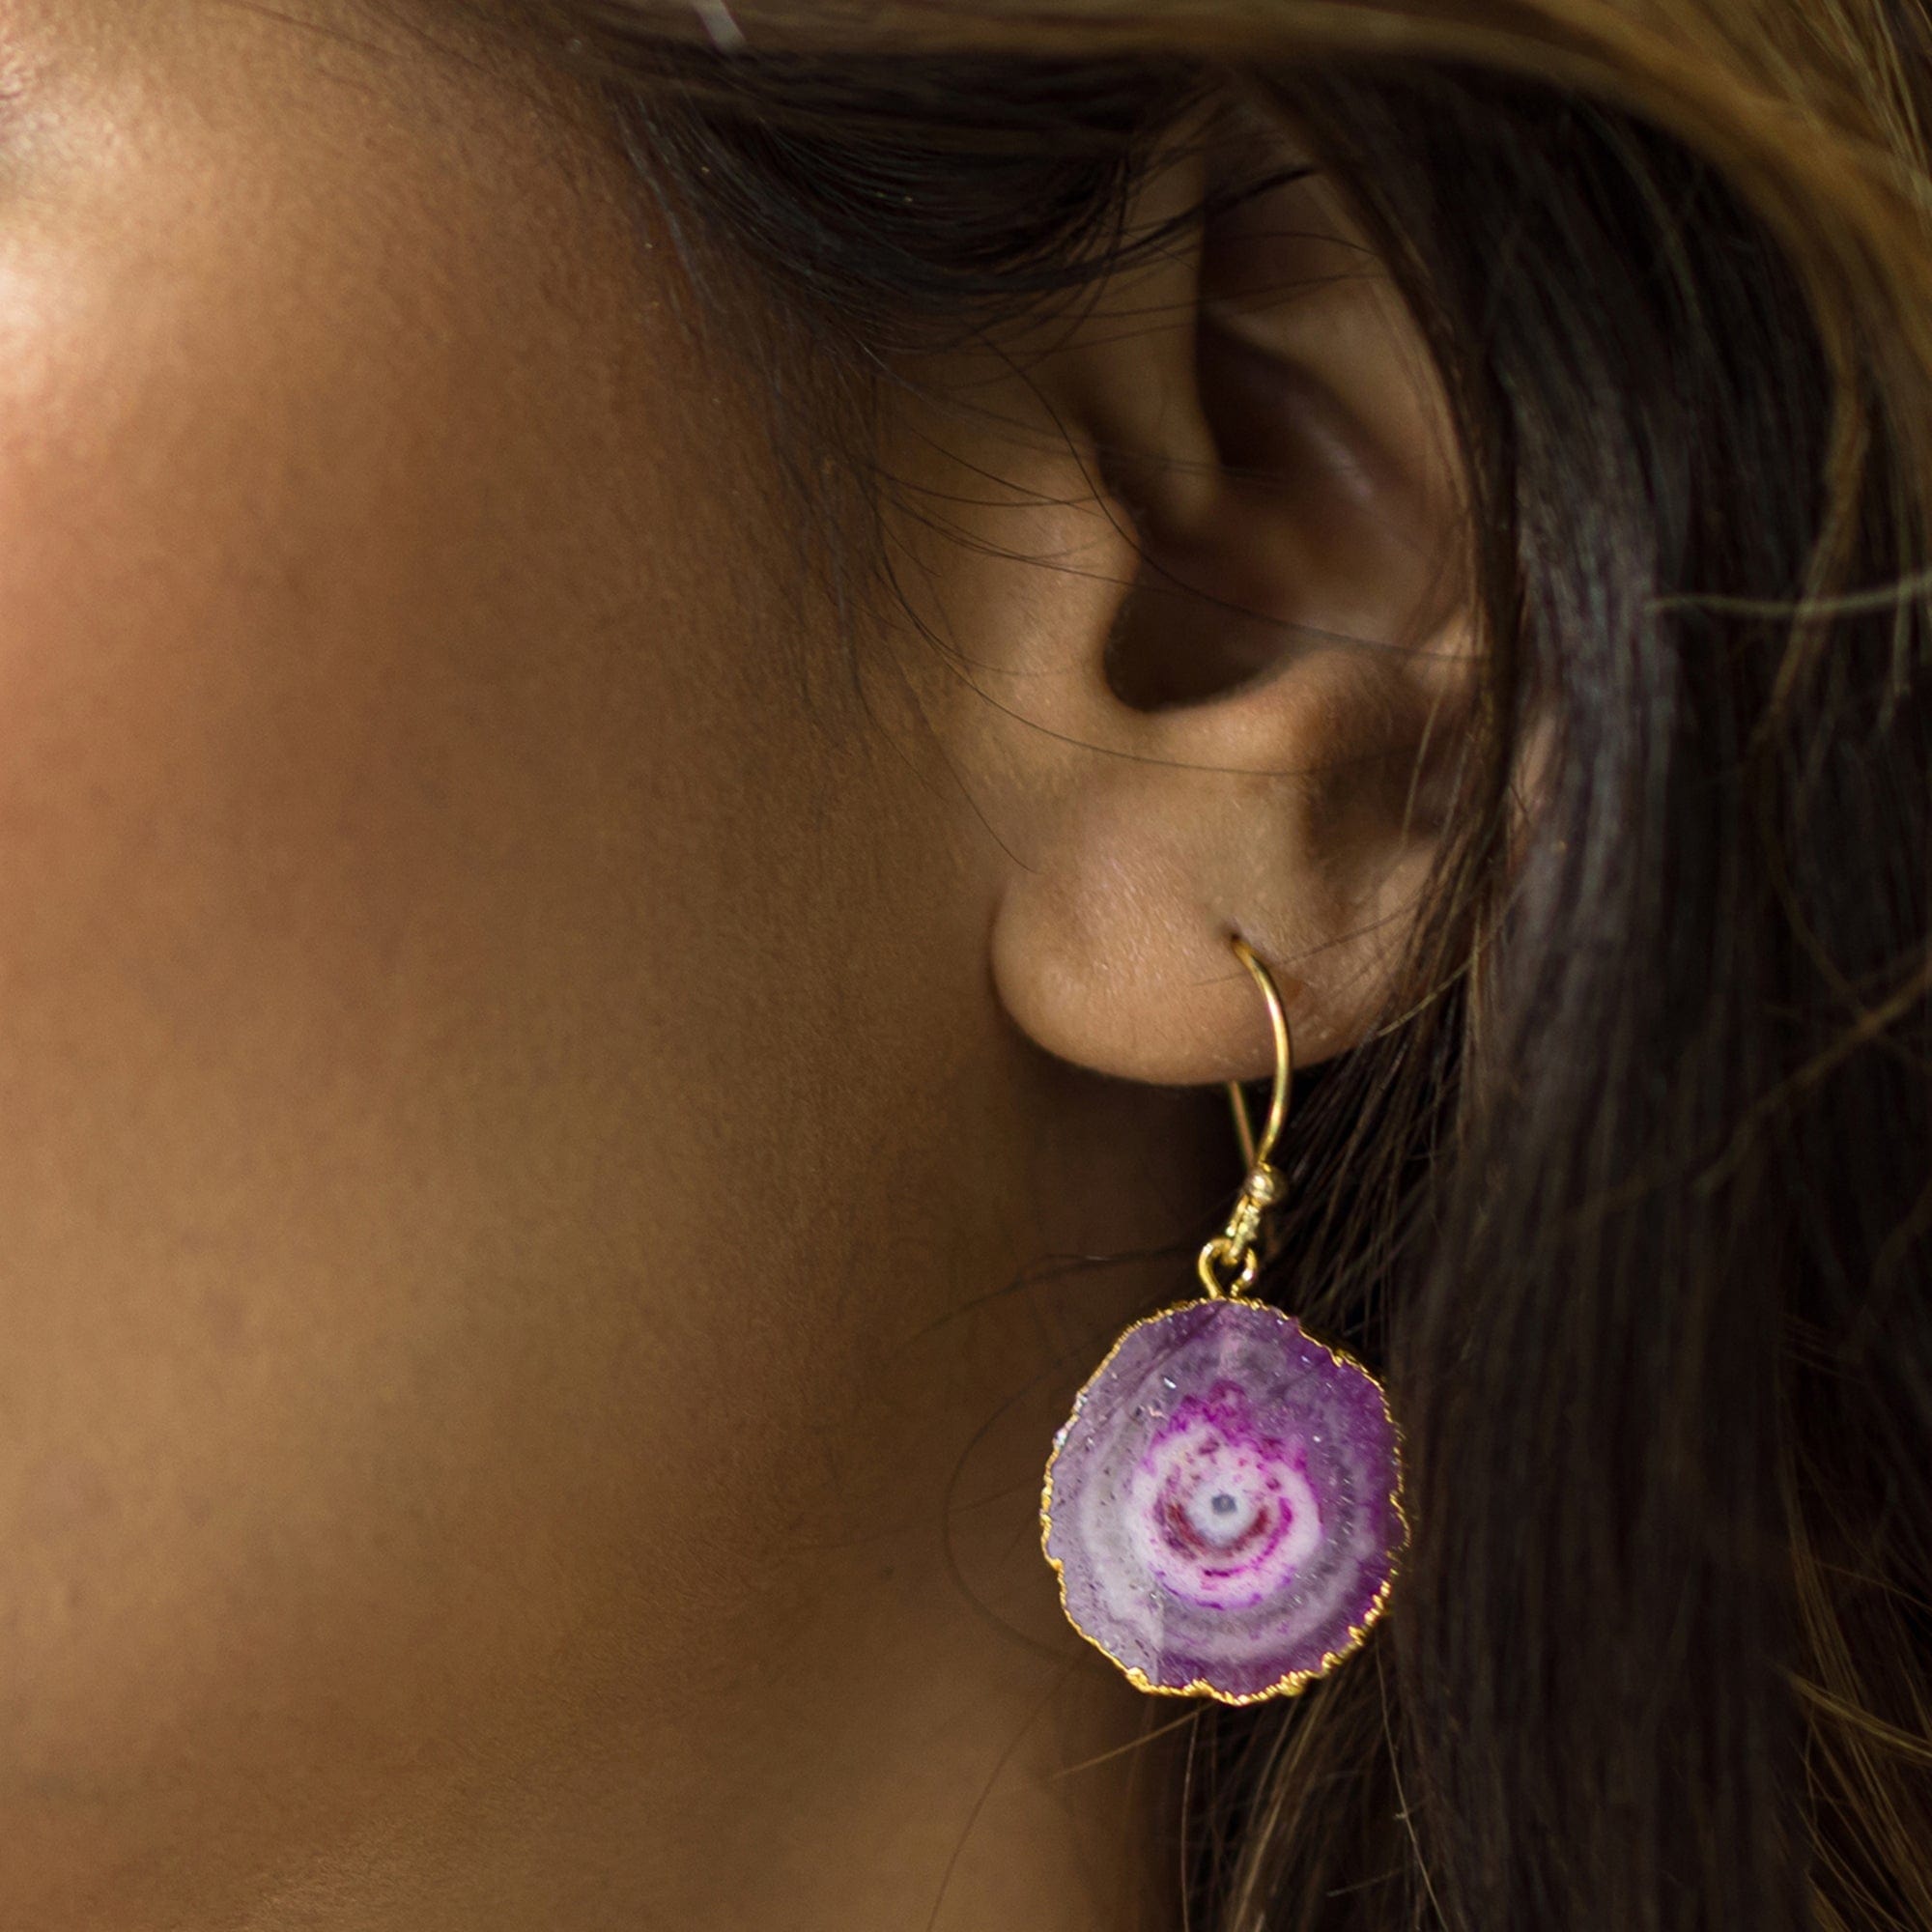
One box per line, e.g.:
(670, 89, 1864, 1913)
(1097, 440, 1315, 714)
(1101, 546, 1310, 711)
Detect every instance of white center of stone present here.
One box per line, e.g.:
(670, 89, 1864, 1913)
(1185, 1480, 1262, 1545)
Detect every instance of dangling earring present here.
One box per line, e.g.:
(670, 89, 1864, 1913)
(1040, 932, 1406, 1704)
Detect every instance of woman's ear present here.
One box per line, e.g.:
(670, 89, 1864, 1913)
(880, 106, 1479, 1087)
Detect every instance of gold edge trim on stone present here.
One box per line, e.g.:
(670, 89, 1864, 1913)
(1039, 1293, 1408, 1708)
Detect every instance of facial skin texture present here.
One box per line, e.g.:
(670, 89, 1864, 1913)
(0, 6, 1471, 1928)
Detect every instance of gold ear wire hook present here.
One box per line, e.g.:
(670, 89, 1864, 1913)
(1226, 933, 1292, 1172)
(1199, 934, 1295, 1299)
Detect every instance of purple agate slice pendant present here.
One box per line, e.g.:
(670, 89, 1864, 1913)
(1042, 1294, 1404, 1702)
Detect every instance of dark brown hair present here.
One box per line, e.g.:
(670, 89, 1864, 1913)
(425, 2, 1932, 1923)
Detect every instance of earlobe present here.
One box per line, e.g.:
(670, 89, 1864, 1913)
(889, 108, 1478, 1091)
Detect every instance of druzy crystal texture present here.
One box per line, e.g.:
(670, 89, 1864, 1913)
(1042, 1296, 1403, 1701)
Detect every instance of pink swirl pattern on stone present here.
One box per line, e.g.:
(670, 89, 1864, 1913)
(1042, 1297, 1403, 1701)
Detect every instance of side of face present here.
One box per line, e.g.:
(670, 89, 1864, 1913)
(0, 7, 1472, 1924)
(0, 5, 1236, 1921)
